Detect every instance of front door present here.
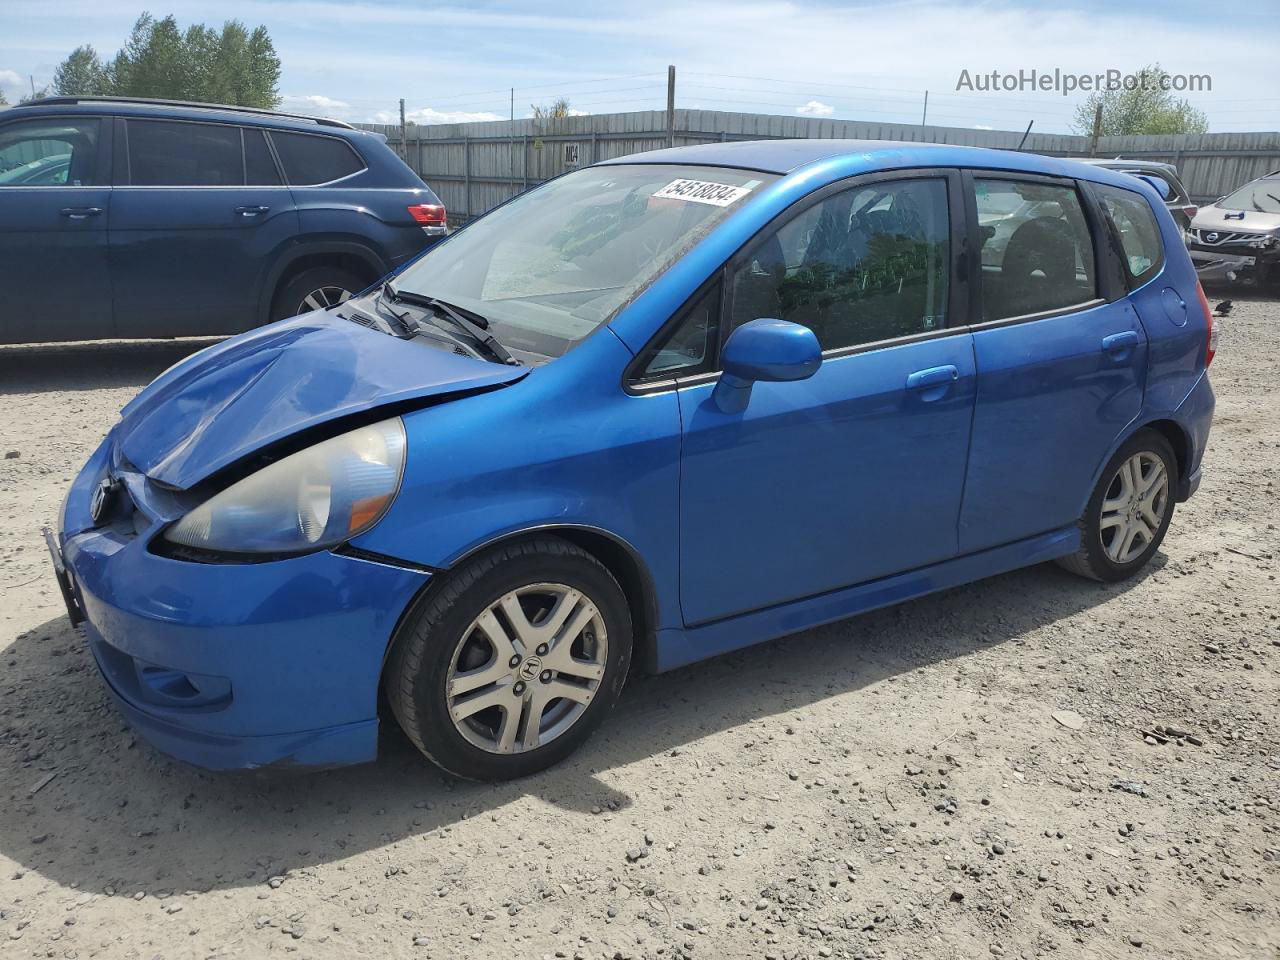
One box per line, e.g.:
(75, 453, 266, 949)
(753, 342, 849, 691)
(675, 173, 977, 625)
(109, 118, 297, 338)
(0, 115, 112, 343)
(958, 172, 1147, 553)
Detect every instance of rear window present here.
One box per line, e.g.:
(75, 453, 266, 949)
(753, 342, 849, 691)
(269, 131, 364, 185)
(1096, 184, 1164, 284)
(128, 119, 243, 186)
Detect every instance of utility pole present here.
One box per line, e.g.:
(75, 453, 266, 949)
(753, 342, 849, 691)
(666, 65, 676, 148)
(399, 98, 407, 159)
(1088, 103, 1103, 157)
(510, 88, 515, 197)
(921, 90, 928, 128)
(29, 75, 36, 99)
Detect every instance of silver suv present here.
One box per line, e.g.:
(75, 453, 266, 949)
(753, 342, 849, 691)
(1188, 170, 1280, 285)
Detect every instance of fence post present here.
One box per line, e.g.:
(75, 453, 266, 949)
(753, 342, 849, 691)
(399, 99, 406, 160)
(463, 134, 471, 220)
(666, 65, 676, 148)
(591, 130, 598, 164)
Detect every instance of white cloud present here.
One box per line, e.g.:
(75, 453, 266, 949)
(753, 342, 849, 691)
(796, 100, 834, 117)
(975, 124, 994, 130)
(280, 94, 352, 116)
(0, 68, 24, 101)
(371, 107, 505, 126)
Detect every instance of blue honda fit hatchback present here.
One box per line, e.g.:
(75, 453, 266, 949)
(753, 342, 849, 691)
(49, 139, 1216, 779)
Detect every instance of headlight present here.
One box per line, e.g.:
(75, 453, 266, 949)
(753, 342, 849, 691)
(164, 418, 406, 555)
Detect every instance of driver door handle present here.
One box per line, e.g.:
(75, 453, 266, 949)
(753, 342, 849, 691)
(235, 205, 271, 217)
(60, 207, 102, 220)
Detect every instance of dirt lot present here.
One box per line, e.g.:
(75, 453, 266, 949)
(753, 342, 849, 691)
(1, 294, 1277, 960)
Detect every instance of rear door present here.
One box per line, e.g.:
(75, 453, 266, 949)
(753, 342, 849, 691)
(109, 117, 298, 337)
(0, 114, 112, 343)
(958, 172, 1147, 553)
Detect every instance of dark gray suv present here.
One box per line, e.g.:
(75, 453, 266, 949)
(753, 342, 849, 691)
(0, 96, 447, 344)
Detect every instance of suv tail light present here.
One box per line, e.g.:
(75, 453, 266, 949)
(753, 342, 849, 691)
(1195, 280, 1217, 367)
(408, 204, 446, 227)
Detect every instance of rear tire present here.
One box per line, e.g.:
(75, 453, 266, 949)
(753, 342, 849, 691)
(385, 538, 633, 781)
(1057, 429, 1177, 582)
(270, 266, 367, 321)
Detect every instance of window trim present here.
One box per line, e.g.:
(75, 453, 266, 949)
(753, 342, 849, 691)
(624, 167, 971, 395)
(962, 168, 1102, 327)
(0, 114, 111, 188)
(264, 128, 367, 187)
(1084, 179, 1167, 291)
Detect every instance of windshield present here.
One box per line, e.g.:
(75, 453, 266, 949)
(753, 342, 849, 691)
(391, 164, 776, 360)
(1220, 179, 1280, 214)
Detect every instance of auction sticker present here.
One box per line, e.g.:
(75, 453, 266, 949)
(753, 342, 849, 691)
(653, 178, 753, 206)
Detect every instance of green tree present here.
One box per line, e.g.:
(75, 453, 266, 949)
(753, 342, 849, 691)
(0, 89, 8, 107)
(19, 86, 49, 104)
(1073, 64, 1209, 136)
(50, 11, 282, 108)
(53, 45, 111, 96)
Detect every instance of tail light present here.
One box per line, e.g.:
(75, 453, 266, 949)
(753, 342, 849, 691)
(407, 204, 447, 226)
(1195, 280, 1217, 367)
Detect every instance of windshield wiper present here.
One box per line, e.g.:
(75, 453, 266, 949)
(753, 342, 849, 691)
(382, 281, 519, 365)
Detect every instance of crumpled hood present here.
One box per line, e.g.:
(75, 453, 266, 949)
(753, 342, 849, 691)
(116, 313, 526, 489)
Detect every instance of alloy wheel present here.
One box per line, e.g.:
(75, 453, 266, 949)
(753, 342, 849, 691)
(295, 285, 353, 314)
(1099, 451, 1169, 564)
(445, 583, 608, 755)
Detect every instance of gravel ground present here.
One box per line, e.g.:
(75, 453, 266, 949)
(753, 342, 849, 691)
(1, 294, 1277, 960)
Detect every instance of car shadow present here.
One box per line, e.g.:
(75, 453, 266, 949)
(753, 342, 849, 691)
(0, 338, 223, 396)
(0, 556, 1161, 895)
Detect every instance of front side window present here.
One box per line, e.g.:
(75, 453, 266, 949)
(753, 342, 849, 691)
(393, 164, 775, 360)
(1096, 183, 1164, 283)
(974, 178, 1095, 321)
(727, 178, 950, 350)
(0, 118, 100, 186)
(128, 119, 243, 186)
(270, 131, 364, 185)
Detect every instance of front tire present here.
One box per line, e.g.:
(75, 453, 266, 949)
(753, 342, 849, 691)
(1057, 429, 1177, 582)
(385, 538, 633, 781)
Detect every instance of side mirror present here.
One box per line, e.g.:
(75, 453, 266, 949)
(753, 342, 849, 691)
(711, 318, 821, 413)
(1135, 174, 1172, 201)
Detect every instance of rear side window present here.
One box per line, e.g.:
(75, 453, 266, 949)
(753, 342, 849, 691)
(269, 131, 363, 185)
(973, 178, 1095, 321)
(1096, 183, 1164, 285)
(128, 120, 243, 186)
(243, 128, 281, 185)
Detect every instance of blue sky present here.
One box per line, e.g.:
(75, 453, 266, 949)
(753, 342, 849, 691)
(3, 1, 1278, 133)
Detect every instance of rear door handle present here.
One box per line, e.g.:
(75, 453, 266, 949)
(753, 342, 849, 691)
(235, 205, 271, 217)
(906, 364, 959, 390)
(59, 207, 102, 220)
(1102, 331, 1140, 352)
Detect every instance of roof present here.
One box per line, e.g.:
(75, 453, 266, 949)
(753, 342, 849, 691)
(599, 138, 1155, 187)
(7, 96, 363, 136)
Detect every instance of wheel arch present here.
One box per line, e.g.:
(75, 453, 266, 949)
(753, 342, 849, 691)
(258, 241, 390, 323)
(1079, 416, 1194, 518)
(380, 524, 662, 680)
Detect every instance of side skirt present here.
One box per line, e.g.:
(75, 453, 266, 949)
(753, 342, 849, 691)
(654, 525, 1079, 672)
